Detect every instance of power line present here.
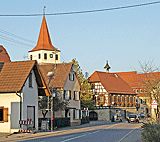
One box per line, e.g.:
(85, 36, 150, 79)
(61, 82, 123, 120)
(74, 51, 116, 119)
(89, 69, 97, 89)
(0, 1, 160, 17)
(0, 35, 34, 47)
(0, 29, 35, 44)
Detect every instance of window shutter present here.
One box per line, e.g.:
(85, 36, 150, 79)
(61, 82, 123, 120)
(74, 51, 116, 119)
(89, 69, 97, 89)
(3, 108, 8, 122)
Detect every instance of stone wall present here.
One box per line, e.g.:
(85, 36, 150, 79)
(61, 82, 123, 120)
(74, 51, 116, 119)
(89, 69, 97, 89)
(90, 107, 137, 121)
(92, 109, 110, 121)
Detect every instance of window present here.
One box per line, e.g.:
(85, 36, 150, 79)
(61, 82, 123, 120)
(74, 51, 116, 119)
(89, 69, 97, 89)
(100, 96, 104, 102)
(50, 54, 53, 58)
(0, 107, 8, 122)
(140, 89, 143, 93)
(64, 90, 71, 100)
(79, 92, 81, 100)
(73, 109, 79, 119)
(136, 89, 139, 93)
(74, 91, 79, 100)
(44, 53, 47, 59)
(69, 91, 71, 100)
(30, 55, 32, 60)
(69, 73, 74, 81)
(55, 54, 58, 60)
(0, 108, 3, 121)
(38, 54, 41, 59)
(29, 72, 32, 88)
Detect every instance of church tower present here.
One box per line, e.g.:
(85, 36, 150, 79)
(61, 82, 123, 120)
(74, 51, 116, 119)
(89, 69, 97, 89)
(28, 15, 60, 64)
(104, 60, 111, 73)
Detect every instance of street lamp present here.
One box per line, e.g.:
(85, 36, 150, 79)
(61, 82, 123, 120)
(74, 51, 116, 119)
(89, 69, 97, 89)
(51, 91, 55, 131)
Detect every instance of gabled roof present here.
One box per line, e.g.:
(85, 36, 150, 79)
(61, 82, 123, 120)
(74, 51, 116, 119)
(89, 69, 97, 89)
(0, 45, 11, 63)
(88, 71, 135, 94)
(0, 60, 51, 96)
(39, 63, 75, 89)
(29, 16, 60, 52)
(115, 71, 160, 88)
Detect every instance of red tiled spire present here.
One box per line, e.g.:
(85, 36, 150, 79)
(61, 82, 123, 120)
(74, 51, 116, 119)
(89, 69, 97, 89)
(29, 16, 60, 52)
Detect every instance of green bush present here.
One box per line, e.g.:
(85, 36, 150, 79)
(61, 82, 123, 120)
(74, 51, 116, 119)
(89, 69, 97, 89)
(81, 116, 90, 124)
(141, 122, 160, 142)
(53, 117, 70, 128)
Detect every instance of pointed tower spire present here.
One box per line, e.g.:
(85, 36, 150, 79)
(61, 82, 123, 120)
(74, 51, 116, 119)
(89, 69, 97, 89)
(104, 60, 111, 73)
(29, 15, 60, 52)
(28, 13, 61, 64)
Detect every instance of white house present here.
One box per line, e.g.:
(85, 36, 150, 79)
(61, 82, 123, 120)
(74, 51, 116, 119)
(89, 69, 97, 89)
(0, 60, 51, 133)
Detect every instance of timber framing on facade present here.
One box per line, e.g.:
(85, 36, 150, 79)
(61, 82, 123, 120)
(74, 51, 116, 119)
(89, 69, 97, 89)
(88, 71, 136, 107)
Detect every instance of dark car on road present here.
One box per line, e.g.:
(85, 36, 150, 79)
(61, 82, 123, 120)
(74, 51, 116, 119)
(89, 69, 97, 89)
(127, 114, 139, 123)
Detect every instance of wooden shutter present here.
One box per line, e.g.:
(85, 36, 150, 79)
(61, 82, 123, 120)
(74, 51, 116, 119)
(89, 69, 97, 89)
(3, 108, 8, 122)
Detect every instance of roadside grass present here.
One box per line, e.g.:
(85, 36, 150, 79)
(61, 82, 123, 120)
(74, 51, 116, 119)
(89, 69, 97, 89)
(141, 121, 160, 142)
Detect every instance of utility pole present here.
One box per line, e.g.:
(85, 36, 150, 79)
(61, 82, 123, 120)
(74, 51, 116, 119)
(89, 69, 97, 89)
(51, 90, 55, 131)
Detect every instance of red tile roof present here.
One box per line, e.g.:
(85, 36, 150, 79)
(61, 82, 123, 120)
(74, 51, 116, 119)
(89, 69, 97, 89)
(39, 63, 73, 89)
(29, 16, 60, 52)
(0, 45, 11, 62)
(88, 71, 135, 94)
(0, 60, 51, 96)
(115, 71, 160, 88)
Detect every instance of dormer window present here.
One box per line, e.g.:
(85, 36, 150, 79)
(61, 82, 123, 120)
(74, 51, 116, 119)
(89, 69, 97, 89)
(44, 53, 47, 60)
(38, 54, 41, 59)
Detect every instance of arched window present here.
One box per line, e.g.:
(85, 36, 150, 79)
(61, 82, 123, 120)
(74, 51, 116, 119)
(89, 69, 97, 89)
(44, 53, 47, 59)
(38, 53, 41, 59)
(30, 55, 32, 60)
(55, 54, 58, 60)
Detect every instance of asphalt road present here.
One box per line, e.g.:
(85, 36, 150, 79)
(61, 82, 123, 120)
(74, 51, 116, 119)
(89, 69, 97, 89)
(17, 121, 142, 142)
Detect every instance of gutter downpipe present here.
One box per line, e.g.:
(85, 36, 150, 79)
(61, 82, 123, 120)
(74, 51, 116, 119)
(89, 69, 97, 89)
(16, 91, 22, 129)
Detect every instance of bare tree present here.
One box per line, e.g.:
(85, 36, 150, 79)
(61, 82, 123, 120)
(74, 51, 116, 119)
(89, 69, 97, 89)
(138, 60, 160, 122)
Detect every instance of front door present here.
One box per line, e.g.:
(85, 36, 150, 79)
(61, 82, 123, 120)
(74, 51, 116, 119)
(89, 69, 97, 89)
(27, 106, 35, 128)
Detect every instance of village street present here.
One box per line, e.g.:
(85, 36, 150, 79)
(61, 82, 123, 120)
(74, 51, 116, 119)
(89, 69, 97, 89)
(1, 120, 143, 142)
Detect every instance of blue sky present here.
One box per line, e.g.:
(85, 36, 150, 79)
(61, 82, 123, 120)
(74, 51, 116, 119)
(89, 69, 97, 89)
(0, 0, 160, 76)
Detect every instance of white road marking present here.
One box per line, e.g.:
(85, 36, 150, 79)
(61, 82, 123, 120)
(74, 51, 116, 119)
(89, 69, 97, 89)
(61, 130, 100, 142)
(62, 135, 75, 138)
(117, 126, 140, 142)
(61, 123, 119, 142)
(61, 133, 87, 142)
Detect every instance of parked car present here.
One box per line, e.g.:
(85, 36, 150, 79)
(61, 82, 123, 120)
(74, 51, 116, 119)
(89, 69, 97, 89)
(127, 114, 139, 123)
